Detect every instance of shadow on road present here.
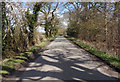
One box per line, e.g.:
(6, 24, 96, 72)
(15, 36, 119, 81)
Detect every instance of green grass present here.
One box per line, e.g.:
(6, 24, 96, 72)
(2, 36, 56, 75)
(2, 58, 25, 72)
(1, 70, 9, 74)
(66, 36, 120, 68)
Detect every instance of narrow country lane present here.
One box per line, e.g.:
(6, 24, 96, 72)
(17, 36, 119, 81)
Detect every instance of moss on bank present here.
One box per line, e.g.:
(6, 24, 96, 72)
(2, 36, 56, 76)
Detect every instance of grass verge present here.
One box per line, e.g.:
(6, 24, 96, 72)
(65, 36, 120, 69)
(2, 36, 56, 76)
